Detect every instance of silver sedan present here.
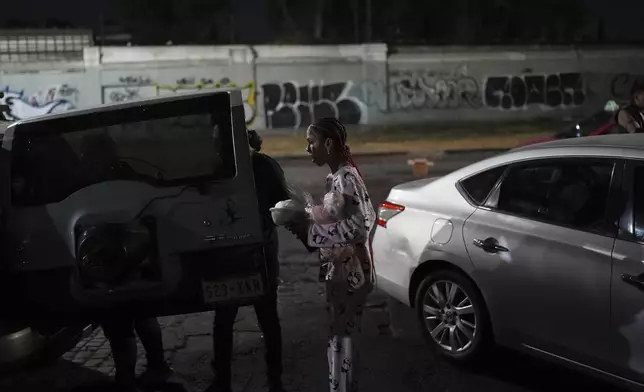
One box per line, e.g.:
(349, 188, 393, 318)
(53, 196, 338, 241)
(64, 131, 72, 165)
(373, 133, 644, 391)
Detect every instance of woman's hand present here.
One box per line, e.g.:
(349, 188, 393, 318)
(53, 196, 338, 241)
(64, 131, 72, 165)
(284, 219, 309, 240)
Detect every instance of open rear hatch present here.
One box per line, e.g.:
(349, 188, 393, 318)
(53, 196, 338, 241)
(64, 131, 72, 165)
(0, 89, 268, 322)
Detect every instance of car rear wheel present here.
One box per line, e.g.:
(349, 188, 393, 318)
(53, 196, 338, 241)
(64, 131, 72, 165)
(415, 270, 491, 363)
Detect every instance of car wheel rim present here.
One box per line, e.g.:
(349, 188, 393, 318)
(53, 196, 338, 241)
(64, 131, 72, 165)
(422, 280, 477, 353)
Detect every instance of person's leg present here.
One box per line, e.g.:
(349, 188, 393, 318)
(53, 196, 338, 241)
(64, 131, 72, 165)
(340, 299, 365, 392)
(254, 291, 283, 391)
(102, 319, 138, 391)
(134, 317, 167, 369)
(134, 317, 172, 386)
(211, 305, 239, 391)
(327, 281, 367, 392)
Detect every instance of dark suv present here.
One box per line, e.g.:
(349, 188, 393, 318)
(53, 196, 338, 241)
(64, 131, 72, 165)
(0, 89, 270, 369)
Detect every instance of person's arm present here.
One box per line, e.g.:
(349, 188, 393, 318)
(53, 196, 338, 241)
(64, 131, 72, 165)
(260, 153, 290, 206)
(617, 110, 639, 133)
(307, 171, 368, 248)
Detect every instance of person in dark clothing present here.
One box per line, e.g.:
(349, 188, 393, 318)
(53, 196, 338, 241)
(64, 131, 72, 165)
(102, 317, 173, 392)
(88, 133, 173, 392)
(208, 129, 288, 392)
(616, 83, 644, 133)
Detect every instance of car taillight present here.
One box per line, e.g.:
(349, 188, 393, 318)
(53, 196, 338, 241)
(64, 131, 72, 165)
(377, 201, 405, 228)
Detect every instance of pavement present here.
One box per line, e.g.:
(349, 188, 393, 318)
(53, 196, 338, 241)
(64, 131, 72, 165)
(0, 150, 626, 392)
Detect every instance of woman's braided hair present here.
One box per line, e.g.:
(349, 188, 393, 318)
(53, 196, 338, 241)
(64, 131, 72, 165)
(309, 117, 364, 180)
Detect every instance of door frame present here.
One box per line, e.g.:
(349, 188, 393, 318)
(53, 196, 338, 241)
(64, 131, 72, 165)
(618, 159, 644, 243)
(480, 156, 625, 238)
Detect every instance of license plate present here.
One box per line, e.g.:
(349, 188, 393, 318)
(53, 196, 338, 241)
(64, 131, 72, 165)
(202, 275, 264, 304)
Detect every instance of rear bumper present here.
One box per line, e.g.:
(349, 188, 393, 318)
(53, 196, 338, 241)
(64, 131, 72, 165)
(3, 244, 270, 322)
(373, 228, 413, 307)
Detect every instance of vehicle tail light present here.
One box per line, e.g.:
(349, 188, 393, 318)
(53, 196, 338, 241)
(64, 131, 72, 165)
(377, 201, 405, 228)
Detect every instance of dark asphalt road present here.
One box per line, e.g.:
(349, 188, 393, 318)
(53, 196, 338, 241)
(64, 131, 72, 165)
(0, 150, 628, 392)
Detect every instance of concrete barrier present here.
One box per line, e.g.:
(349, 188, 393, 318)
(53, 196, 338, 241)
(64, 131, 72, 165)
(1, 44, 643, 130)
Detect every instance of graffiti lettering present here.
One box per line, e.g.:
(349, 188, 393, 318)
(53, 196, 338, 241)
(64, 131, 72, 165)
(1, 84, 77, 120)
(611, 73, 644, 99)
(109, 88, 141, 102)
(103, 75, 154, 103)
(389, 66, 483, 111)
(119, 76, 152, 85)
(484, 73, 585, 110)
(156, 77, 257, 126)
(176, 77, 214, 86)
(262, 81, 366, 129)
(358, 79, 388, 112)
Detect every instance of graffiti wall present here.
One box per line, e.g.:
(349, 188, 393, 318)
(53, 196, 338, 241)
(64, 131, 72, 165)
(156, 77, 257, 126)
(2, 45, 644, 129)
(0, 84, 78, 120)
(387, 65, 484, 111)
(483, 73, 585, 110)
(261, 81, 366, 128)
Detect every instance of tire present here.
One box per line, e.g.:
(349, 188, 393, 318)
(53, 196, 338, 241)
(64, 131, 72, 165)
(0, 323, 93, 374)
(415, 269, 491, 364)
(0, 325, 47, 374)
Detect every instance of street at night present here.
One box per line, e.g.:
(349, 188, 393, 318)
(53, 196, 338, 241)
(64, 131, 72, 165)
(0, 151, 625, 392)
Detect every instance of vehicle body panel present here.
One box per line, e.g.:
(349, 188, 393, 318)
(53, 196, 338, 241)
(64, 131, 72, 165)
(0, 89, 268, 324)
(374, 134, 644, 390)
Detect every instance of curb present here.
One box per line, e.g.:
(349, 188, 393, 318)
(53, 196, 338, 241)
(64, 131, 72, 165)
(274, 148, 509, 162)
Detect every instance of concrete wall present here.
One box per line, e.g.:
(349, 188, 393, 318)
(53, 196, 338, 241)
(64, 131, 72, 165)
(1, 44, 644, 129)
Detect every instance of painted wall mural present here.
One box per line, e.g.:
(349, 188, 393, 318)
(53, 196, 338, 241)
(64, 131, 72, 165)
(483, 73, 585, 110)
(388, 65, 483, 111)
(261, 81, 366, 129)
(156, 77, 257, 126)
(0, 84, 78, 120)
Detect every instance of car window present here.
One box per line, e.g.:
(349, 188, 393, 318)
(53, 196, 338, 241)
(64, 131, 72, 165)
(632, 166, 644, 240)
(495, 159, 614, 233)
(10, 96, 236, 207)
(459, 165, 507, 205)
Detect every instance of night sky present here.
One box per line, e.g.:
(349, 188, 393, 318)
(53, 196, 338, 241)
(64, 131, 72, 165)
(1, 0, 642, 43)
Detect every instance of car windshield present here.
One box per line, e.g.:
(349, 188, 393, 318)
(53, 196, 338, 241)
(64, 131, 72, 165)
(10, 95, 236, 206)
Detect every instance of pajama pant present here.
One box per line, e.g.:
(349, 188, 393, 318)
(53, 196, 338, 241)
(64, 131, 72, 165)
(325, 278, 369, 392)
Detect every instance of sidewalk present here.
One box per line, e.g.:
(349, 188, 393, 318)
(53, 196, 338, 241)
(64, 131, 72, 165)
(259, 121, 558, 158)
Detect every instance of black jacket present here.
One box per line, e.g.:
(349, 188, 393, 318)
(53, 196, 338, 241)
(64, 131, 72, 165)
(251, 151, 289, 288)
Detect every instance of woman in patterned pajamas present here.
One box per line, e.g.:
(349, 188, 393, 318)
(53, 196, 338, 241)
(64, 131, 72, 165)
(285, 117, 376, 392)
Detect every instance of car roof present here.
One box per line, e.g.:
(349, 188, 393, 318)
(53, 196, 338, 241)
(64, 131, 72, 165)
(5, 88, 242, 128)
(437, 134, 644, 184)
(513, 133, 644, 153)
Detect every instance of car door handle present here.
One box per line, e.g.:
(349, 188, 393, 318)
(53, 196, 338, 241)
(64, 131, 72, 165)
(622, 274, 644, 291)
(473, 238, 509, 253)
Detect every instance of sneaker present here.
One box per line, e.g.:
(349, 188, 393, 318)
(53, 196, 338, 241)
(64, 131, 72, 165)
(137, 365, 174, 387)
(113, 383, 141, 392)
(268, 380, 285, 392)
(204, 381, 233, 392)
